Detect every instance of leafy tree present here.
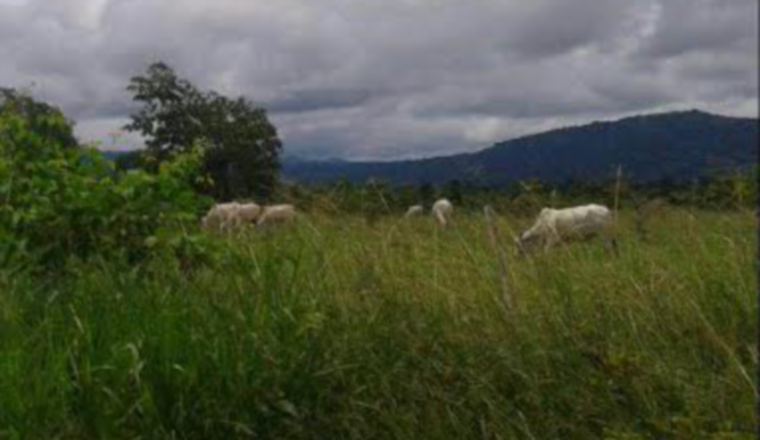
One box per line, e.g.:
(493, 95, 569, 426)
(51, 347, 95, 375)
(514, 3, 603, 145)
(700, 169, 757, 210)
(114, 150, 145, 171)
(0, 105, 213, 269)
(362, 179, 392, 225)
(0, 87, 78, 148)
(397, 185, 419, 211)
(443, 179, 463, 205)
(125, 62, 282, 199)
(417, 182, 435, 207)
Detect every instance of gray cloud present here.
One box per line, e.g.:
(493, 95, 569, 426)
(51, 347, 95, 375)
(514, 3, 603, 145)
(636, 0, 757, 59)
(0, 0, 756, 158)
(266, 88, 372, 113)
(503, 1, 642, 58)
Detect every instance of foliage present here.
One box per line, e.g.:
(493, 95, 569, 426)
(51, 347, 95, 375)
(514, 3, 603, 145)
(700, 169, 758, 209)
(264, 170, 758, 223)
(0, 107, 213, 269)
(125, 62, 282, 200)
(0, 87, 78, 149)
(113, 149, 146, 171)
(442, 179, 463, 205)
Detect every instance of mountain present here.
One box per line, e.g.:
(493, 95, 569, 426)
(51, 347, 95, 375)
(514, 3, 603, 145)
(282, 110, 758, 186)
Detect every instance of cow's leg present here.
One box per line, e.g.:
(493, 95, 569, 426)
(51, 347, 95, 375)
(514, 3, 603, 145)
(223, 214, 238, 234)
(543, 225, 561, 252)
(543, 234, 558, 252)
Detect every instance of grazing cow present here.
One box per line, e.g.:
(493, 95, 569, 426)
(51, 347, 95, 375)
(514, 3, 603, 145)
(404, 205, 424, 218)
(257, 204, 296, 226)
(516, 204, 616, 253)
(431, 198, 453, 227)
(238, 202, 262, 224)
(201, 202, 243, 232)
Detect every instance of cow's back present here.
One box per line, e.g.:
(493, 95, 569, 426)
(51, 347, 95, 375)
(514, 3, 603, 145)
(550, 205, 607, 235)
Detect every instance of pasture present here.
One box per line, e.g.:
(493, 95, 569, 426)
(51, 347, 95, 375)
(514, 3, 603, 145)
(0, 207, 756, 438)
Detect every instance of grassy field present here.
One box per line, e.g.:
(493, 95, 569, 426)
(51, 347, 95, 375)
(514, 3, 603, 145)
(0, 207, 756, 438)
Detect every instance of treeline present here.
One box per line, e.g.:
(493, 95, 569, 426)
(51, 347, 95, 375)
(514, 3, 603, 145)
(268, 171, 758, 221)
(115, 139, 759, 219)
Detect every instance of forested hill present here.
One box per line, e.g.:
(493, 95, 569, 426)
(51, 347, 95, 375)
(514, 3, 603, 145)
(282, 110, 758, 186)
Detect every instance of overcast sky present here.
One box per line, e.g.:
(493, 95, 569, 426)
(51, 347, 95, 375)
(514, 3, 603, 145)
(1, 0, 757, 160)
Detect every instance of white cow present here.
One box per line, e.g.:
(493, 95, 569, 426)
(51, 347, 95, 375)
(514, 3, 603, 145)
(431, 198, 453, 227)
(201, 201, 263, 232)
(257, 204, 297, 226)
(516, 204, 616, 253)
(404, 205, 424, 218)
(201, 202, 243, 232)
(237, 202, 262, 224)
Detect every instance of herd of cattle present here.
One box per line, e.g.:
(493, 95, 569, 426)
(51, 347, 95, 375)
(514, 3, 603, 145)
(201, 202, 296, 231)
(201, 198, 616, 254)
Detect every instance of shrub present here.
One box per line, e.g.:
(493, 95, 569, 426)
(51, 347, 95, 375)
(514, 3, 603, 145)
(0, 108, 213, 269)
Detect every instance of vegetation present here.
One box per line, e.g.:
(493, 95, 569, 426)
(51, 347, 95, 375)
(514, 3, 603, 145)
(0, 104, 212, 269)
(0, 88, 755, 439)
(272, 169, 758, 223)
(125, 62, 282, 200)
(1, 208, 755, 438)
(0, 88, 78, 149)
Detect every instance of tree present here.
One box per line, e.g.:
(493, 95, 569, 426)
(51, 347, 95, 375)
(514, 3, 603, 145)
(124, 62, 282, 199)
(397, 185, 419, 211)
(443, 179, 463, 206)
(417, 182, 435, 208)
(0, 105, 212, 268)
(0, 88, 78, 148)
(362, 179, 392, 225)
(113, 150, 145, 171)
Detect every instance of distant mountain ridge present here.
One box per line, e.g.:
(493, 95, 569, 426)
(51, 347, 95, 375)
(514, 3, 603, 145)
(282, 110, 758, 186)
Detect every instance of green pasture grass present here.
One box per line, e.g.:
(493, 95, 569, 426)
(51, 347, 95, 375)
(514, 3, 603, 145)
(0, 208, 756, 438)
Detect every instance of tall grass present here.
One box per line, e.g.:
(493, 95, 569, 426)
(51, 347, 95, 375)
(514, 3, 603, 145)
(0, 208, 756, 438)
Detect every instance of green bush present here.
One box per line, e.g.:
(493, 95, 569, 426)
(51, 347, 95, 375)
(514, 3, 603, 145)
(0, 108, 213, 269)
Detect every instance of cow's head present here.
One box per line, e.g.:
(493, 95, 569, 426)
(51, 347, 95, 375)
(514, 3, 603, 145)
(514, 231, 539, 257)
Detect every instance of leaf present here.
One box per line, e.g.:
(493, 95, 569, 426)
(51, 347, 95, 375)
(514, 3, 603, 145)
(276, 399, 299, 418)
(144, 236, 158, 248)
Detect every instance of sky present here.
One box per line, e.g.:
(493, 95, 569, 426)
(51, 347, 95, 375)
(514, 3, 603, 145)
(0, 0, 757, 160)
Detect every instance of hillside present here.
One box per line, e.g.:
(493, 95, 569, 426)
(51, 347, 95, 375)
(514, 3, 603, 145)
(282, 110, 758, 186)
